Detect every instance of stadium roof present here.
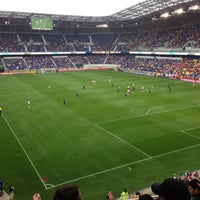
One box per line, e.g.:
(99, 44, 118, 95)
(0, 0, 199, 32)
(112, 0, 199, 20)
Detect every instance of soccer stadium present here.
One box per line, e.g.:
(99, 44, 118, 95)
(0, 0, 200, 200)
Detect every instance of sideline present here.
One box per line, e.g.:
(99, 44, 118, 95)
(1, 113, 46, 189)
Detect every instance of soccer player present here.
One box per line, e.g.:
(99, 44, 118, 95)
(149, 86, 152, 94)
(27, 100, 31, 108)
(63, 98, 66, 105)
(168, 85, 171, 91)
(92, 80, 96, 85)
(132, 83, 135, 90)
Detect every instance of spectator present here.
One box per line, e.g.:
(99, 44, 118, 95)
(0, 180, 3, 194)
(187, 179, 200, 200)
(53, 184, 82, 200)
(9, 184, 15, 200)
(133, 192, 140, 199)
(121, 188, 128, 200)
(139, 194, 153, 200)
(173, 173, 177, 179)
(106, 191, 114, 200)
(151, 178, 190, 200)
(33, 192, 41, 200)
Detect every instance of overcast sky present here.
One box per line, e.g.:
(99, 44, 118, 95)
(1, 0, 145, 16)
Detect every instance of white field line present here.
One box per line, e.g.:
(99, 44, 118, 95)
(146, 104, 199, 115)
(2, 113, 47, 189)
(96, 104, 200, 125)
(180, 126, 200, 140)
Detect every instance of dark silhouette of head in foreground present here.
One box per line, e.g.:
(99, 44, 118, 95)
(53, 184, 83, 200)
(151, 178, 190, 200)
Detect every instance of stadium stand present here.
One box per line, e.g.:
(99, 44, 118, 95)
(0, 19, 200, 73)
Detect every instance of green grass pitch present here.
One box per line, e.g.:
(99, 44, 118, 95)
(0, 70, 200, 200)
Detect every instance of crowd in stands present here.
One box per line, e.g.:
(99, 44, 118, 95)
(25, 56, 55, 69)
(0, 22, 200, 53)
(0, 21, 200, 80)
(0, 55, 200, 81)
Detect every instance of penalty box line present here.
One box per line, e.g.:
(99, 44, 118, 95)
(180, 126, 200, 140)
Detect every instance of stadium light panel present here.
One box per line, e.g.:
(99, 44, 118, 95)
(96, 24, 108, 28)
(172, 8, 184, 15)
(188, 5, 199, 10)
(160, 12, 170, 18)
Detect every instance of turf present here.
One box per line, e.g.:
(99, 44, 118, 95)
(0, 70, 200, 200)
